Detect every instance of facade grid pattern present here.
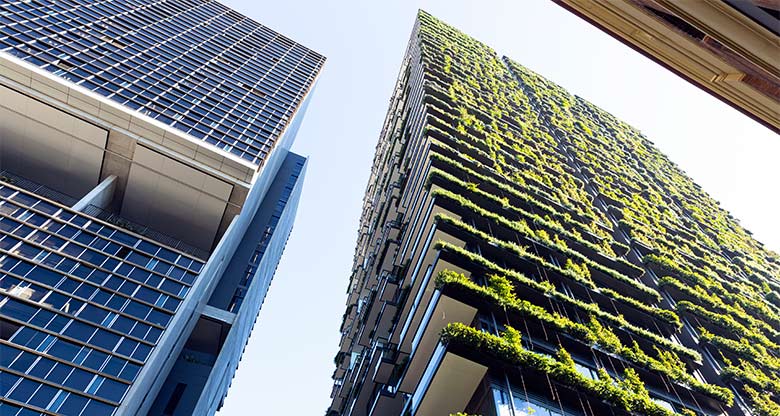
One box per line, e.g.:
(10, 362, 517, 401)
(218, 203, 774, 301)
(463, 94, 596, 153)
(0, 181, 204, 416)
(0, 0, 325, 164)
(0, 1, 323, 415)
(228, 157, 304, 313)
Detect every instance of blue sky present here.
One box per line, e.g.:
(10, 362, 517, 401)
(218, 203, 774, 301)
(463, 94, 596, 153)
(215, 1, 779, 414)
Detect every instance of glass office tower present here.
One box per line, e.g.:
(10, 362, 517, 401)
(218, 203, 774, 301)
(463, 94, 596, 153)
(0, 1, 324, 415)
(327, 10, 778, 416)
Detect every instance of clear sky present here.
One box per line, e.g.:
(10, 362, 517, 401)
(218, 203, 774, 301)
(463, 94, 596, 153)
(215, 1, 779, 415)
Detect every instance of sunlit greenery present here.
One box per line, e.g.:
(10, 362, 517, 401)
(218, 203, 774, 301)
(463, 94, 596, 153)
(412, 10, 778, 414)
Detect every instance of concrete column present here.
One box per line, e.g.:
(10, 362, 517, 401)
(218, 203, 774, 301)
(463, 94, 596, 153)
(72, 174, 117, 212)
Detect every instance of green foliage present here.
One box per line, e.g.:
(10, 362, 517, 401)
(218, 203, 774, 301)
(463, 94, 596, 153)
(565, 258, 590, 280)
(443, 54, 452, 74)
(501, 325, 522, 348)
(677, 301, 777, 350)
(434, 270, 733, 404)
(487, 274, 516, 307)
(432, 248, 700, 362)
(599, 287, 682, 329)
(556, 346, 576, 369)
(744, 385, 780, 416)
(427, 151, 609, 243)
(430, 204, 660, 302)
(721, 358, 780, 395)
(659, 276, 779, 338)
(415, 13, 776, 414)
(588, 315, 622, 353)
(699, 328, 780, 371)
(440, 323, 675, 416)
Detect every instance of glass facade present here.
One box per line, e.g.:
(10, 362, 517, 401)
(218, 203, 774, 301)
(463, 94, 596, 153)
(0, 1, 323, 415)
(147, 152, 308, 416)
(490, 380, 682, 416)
(0, 182, 204, 416)
(492, 386, 577, 416)
(0, 0, 325, 164)
(227, 156, 304, 313)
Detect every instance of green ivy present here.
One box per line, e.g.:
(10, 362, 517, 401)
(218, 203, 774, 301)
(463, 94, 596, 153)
(431, 206, 660, 303)
(677, 301, 777, 350)
(744, 385, 780, 416)
(434, 270, 731, 404)
(414, 12, 776, 415)
(699, 328, 780, 371)
(434, 242, 701, 362)
(440, 322, 676, 416)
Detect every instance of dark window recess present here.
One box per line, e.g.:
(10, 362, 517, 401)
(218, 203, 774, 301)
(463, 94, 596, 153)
(116, 246, 131, 259)
(0, 318, 21, 340)
(251, 88, 267, 99)
(163, 383, 187, 416)
(238, 81, 267, 99)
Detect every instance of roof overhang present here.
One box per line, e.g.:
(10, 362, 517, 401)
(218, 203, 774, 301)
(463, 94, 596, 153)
(0, 53, 261, 251)
(553, 0, 780, 133)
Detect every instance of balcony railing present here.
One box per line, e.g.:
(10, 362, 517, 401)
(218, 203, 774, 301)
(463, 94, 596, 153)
(82, 204, 210, 260)
(0, 170, 78, 206)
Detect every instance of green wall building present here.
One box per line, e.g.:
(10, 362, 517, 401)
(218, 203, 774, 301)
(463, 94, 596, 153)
(328, 10, 779, 416)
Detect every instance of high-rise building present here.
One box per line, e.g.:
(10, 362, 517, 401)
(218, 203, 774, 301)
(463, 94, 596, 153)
(328, 10, 778, 416)
(552, 0, 779, 133)
(0, 1, 324, 415)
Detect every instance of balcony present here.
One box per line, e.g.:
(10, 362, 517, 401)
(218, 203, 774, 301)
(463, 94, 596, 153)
(367, 384, 404, 416)
(398, 290, 477, 394)
(389, 193, 469, 351)
(403, 341, 487, 416)
(394, 230, 468, 354)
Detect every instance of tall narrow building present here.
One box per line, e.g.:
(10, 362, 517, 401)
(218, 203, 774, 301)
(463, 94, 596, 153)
(0, 1, 324, 415)
(328, 10, 778, 416)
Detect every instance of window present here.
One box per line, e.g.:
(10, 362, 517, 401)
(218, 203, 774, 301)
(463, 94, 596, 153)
(493, 387, 513, 416)
(7, 378, 40, 403)
(512, 400, 565, 416)
(28, 382, 58, 409)
(85, 375, 104, 395)
(651, 396, 676, 413)
(83, 350, 109, 372)
(63, 320, 95, 341)
(57, 393, 89, 415)
(0, 371, 22, 396)
(0, 317, 21, 340)
(119, 362, 140, 382)
(96, 377, 129, 402)
(82, 400, 114, 416)
(64, 367, 93, 390)
(492, 384, 579, 416)
(90, 329, 120, 351)
(47, 390, 68, 412)
(47, 362, 74, 385)
(0, 299, 37, 321)
(573, 362, 597, 380)
(49, 339, 81, 362)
